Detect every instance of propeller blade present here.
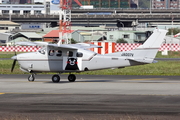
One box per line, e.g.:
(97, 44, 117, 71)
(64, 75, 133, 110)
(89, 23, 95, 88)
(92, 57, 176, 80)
(11, 59, 16, 72)
(14, 50, 16, 56)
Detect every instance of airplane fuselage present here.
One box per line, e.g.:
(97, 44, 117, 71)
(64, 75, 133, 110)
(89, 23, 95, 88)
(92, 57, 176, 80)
(16, 47, 136, 73)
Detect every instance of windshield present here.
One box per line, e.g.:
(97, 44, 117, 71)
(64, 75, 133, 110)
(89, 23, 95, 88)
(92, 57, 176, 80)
(38, 47, 46, 54)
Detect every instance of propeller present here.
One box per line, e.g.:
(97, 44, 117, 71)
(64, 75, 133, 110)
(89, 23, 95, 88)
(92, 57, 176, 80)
(11, 56, 17, 72)
(11, 41, 17, 72)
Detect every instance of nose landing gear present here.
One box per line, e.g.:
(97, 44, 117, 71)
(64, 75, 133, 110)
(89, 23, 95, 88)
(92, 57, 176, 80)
(28, 74, 35, 82)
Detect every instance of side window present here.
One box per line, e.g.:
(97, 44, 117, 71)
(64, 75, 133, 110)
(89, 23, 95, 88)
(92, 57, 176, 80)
(67, 51, 73, 57)
(56, 50, 62, 57)
(49, 50, 55, 56)
(76, 52, 83, 57)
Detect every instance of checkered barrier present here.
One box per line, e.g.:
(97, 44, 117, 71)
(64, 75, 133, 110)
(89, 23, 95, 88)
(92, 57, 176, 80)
(159, 44, 180, 51)
(0, 46, 40, 52)
(115, 43, 141, 52)
(115, 43, 180, 52)
(0, 43, 180, 53)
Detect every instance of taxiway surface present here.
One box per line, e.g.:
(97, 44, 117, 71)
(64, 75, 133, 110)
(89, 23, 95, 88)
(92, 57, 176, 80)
(0, 74, 180, 120)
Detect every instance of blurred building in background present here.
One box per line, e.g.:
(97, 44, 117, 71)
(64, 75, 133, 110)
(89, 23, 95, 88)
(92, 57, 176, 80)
(152, 0, 179, 9)
(2, 0, 34, 4)
(72, 0, 138, 8)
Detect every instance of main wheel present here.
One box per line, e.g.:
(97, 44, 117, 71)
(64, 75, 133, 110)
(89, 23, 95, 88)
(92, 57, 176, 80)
(68, 74, 76, 82)
(28, 74, 35, 82)
(52, 74, 60, 83)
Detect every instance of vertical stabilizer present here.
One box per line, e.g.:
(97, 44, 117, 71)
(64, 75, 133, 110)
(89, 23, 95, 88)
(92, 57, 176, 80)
(105, 29, 168, 63)
(132, 29, 168, 61)
(138, 29, 167, 49)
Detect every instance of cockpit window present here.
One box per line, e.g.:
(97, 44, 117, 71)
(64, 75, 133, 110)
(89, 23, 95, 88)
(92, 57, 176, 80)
(76, 52, 83, 57)
(38, 48, 46, 54)
(56, 50, 62, 57)
(67, 51, 73, 57)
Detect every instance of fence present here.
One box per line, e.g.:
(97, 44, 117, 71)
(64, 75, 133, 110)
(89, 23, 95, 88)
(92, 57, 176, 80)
(0, 43, 180, 54)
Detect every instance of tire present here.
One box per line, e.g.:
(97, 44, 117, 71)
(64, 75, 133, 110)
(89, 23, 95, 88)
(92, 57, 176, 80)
(52, 74, 60, 83)
(68, 74, 76, 82)
(28, 74, 35, 82)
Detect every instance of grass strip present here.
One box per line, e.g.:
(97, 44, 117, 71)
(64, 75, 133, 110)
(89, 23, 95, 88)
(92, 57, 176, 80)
(0, 51, 180, 75)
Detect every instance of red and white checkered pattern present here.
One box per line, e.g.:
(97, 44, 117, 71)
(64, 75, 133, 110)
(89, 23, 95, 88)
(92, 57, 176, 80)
(115, 43, 141, 52)
(115, 43, 180, 52)
(0, 46, 40, 52)
(0, 43, 180, 53)
(159, 44, 180, 51)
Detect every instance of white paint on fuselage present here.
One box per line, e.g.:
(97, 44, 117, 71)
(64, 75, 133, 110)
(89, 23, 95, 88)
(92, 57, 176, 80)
(17, 48, 132, 73)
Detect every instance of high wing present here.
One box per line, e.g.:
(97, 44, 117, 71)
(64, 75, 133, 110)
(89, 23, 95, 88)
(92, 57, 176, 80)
(15, 41, 50, 47)
(48, 43, 102, 50)
(15, 42, 102, 50)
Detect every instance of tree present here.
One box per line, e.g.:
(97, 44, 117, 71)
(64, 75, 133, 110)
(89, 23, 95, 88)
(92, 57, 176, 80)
(167, 28, 180, 35)
(116, 38, 128, 43)
(70, 38, 77, 44)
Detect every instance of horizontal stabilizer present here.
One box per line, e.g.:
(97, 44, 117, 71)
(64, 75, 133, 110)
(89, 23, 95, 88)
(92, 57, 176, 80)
(127, 58, 155, 64)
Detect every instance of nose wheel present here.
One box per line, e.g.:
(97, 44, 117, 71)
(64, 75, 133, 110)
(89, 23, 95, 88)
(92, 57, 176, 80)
(28, 74, 35, 82)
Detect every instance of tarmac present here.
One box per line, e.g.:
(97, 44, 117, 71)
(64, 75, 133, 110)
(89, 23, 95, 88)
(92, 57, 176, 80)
(0, 74, 180, 120)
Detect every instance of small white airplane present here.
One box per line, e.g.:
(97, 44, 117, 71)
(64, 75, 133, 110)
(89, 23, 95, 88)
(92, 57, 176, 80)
(11, 29, 167, 83)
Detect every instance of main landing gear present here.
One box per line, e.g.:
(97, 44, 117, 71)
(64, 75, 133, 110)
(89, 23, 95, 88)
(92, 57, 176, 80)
(52, 74, 76, 83)
(28, 74, 76, 83)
